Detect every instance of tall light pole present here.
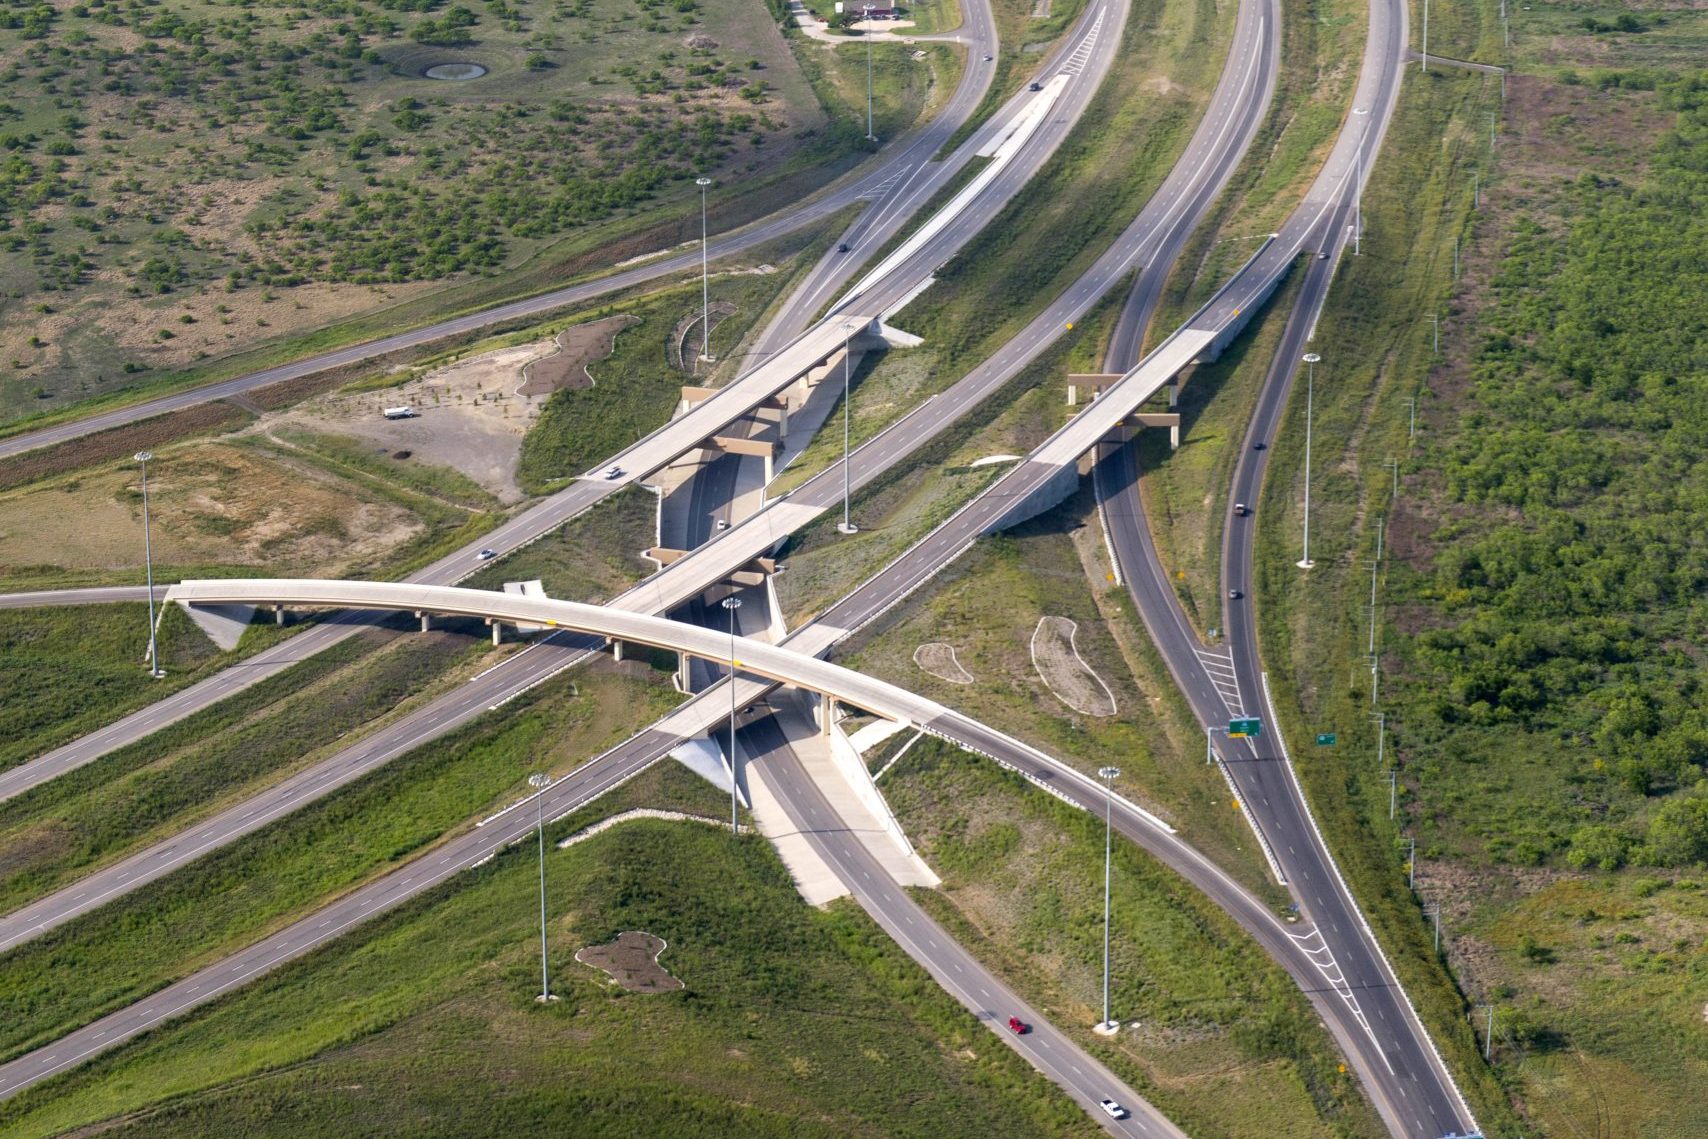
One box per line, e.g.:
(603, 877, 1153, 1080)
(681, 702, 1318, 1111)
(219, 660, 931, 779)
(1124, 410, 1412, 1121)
(1352, 107, 1369, 255)
(134, 451, 164, 679)
(696, 177, 714, 366)
(528, 772, 556, 1003)
(864, 6, 878, 143)
(838, 335, 858, 535)
(1096, 765, 1121, 1034)
(1421, 0, 1429, 72)
(1297, 354, 1319, 569)
(722, 595, 743, 833)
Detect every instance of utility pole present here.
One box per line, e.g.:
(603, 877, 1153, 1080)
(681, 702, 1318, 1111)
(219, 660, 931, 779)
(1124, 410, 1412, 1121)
(1353, 108, 1369, 255)
(1385, 457, 1400, 500)
(1096, 766, 1122, 1035)
(1387, 767, 1397, 819)
(696, 178, 714, 365)
(864, 6, 878, 143)
(1427, 901, 1443, 954)
(1490, 111, 1498, 149)
(1298, 353, 1319, 569)
(134, 451, 164, 679)
(722, 596, 743, 833)
(1473, 172, 1481, 209)
(1421, 0, 1429, 72)
(1406, 396, 1417, 443)
(1428, 313, 1441, 355)
(1453, 235, 1460, 280)
(1372, 711, 1386, 768)
(1368, 562, 1379, 655)
(1408, 837, 1417, 889)
(1370, 652, 1380, 706)
(528, 772, 555, 1003)
(838, 336, 857, 535)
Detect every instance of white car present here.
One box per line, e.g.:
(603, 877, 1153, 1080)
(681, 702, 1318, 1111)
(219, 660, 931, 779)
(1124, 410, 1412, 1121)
(477, 548, 497, 561)
(715, 519, 730, 531)
(604, 466, 624, 480)
(1099, 1098, 1129, 1120)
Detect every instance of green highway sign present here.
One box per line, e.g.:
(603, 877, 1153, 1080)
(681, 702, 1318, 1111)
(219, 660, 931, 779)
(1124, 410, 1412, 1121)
(1316, 733, 1338, 746)
(1228, 717, 1262, 738)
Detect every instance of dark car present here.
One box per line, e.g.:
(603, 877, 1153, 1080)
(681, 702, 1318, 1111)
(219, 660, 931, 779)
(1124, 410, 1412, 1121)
(1253, 441, 1266, 450)
(1007, 1016, 1030, 1034)
(1233, 502, 1249, 516)
(1029, 81, 1043, 91)
(1228, 588, 1243, 600)
(837, 242, 850, 253)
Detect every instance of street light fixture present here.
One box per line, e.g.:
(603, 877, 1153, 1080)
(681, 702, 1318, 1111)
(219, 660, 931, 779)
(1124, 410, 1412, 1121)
(528, 772, 557, 1003)
(1297, 354, 1319, 569)
(1095, 765, 1121, 1035)
(1352, 108, 1369, 255)
(134, 451, 164, 679)
(838, 335, 858, 535)
(721, 595, 743, 834)
(696, 177, 714, 366)
(864, 6, 878, 143)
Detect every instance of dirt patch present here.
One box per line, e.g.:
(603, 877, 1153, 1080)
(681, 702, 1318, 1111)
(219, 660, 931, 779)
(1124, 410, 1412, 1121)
(1144, 74, 1186, 97)
(914, 642, 974, 684)
(574, 930, 683, 994)
(0, 441, 422, 576)
(1030, 615, 1117, 717)
(258, 335, 574, 505)
(518, 314, 639, 397)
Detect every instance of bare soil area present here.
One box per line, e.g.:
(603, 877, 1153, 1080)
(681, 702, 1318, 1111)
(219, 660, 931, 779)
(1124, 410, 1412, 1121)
(1030, 615, 1117, 717)
(258, 314, 641, 505)
(518, 315, 639, 397)
(914, 642, 974, 684)
(0, 441, 422, 577)
(574, 930, 683, 994)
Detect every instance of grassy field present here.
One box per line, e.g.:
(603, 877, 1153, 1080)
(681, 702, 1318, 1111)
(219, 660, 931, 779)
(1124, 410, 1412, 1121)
(0, 622, 494, 915)
(888, 739, 1386, 1139)
(464, 485, 659, 601)
(0, 659, 684, 1065)
(1244, 8, 1708, 1133)
(0, 763, 1100, 1139)
(840, 481, 1287, 903)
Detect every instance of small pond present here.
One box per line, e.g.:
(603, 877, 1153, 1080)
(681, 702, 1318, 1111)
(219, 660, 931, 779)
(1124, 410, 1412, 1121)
(424, 62, 488, 80)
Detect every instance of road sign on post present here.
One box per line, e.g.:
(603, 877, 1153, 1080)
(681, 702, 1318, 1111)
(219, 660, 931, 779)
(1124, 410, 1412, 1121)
(1316, 733, 1337, 746)
(1228, 717, 1261, 738)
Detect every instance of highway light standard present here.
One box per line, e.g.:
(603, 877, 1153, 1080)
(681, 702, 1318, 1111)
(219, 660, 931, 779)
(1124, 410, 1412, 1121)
(864, 6, 878, 143)
(838, 335, 858, 535)
(696, 177, 715, 366)
(1297, 354, 1319, 570)
(1352, 107, 1369, 256)
(528, 772, 557, 1003)
(722, 595, 743, 834)
(1095, 765, 1121, 1035)
(134, 451, 164, 679)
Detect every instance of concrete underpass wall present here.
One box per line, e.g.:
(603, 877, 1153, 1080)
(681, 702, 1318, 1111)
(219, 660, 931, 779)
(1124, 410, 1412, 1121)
(983, 460, 1082, 535)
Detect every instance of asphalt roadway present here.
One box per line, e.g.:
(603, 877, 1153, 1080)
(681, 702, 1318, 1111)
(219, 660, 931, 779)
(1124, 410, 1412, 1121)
(0, 0, 1121, 806)
(1092, 1, 1484, 1131)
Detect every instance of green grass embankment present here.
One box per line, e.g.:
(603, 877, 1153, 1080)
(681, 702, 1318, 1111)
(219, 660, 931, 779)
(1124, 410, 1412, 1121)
(0, 664, 683, 1068)
(0, 762, 1098, 1139)
(888, 739, 1386, 1139)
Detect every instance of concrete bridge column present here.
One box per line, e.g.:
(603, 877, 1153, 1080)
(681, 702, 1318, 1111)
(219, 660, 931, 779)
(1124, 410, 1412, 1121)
(273, 605, 286, 626)
(486, 618, 501, 646)
(415, 610, 431, 632)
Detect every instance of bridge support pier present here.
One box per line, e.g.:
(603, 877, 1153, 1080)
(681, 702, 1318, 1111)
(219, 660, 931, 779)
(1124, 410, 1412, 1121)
(416, 610, 431, 632)
(273, 605, 286, 626)
(486, 618, 502, 646)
